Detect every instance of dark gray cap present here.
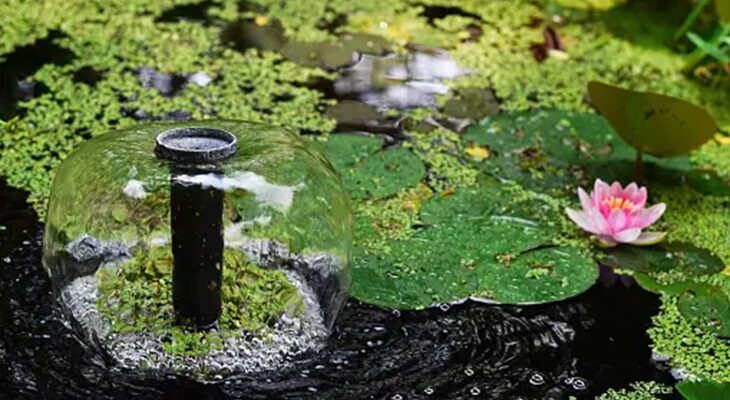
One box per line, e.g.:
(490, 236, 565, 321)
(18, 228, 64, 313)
(155, 127, 237, 163)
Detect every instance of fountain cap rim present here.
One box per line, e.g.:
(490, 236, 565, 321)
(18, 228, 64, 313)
(155, 127, 237, 163)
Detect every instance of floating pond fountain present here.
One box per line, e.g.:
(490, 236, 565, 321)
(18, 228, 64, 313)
(41, 121, 352, 376)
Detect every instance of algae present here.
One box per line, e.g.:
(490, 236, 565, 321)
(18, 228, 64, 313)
(96, 246, 303, 356)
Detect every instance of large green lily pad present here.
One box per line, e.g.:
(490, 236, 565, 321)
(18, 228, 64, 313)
(588, 81, 717, 157)
(676, 380, 730, 400)
(462, 109, 727, 196)
(317, 134, 425, 200)
(678, 284, 730, 338)
(599, 242, 725, 275)
(349, 184, 599, 309)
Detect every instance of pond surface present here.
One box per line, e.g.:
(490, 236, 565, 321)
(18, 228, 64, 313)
(0, 179, 679, 399)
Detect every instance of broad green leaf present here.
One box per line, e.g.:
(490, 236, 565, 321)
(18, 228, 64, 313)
(599, 242, 725, 275)
(317, 133, 425, 200)
(350, 186, 598, 308)
(676, 380, 730, 400)
(462, 110, 722, 196)
(588, 81, 717, 157)
(633, 272, 709, 296)
(678, 284, 730, 338)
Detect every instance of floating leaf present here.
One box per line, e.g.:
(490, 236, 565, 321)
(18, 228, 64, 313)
(587, 81, 717, 157)
(350, 185, 598, 308)
(599, 242, 725, 275)
(676, 379, 730, 400)
(678, 284, 730, 338)
(462, 110, 719, 196)
(633, 272, 708, 296)
(318, 134, 426, 200)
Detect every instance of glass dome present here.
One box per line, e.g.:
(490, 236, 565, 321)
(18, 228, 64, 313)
(42, 121, 351, 374)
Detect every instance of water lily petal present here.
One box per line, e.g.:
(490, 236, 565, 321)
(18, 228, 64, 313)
(593, 179, 610, 207)
(588, 207, 611, 235)
(612, 227, 642, 243)
(609, 181, 623, 197)
(628, 231, 667, 246)
(624, 182, 638, 197)
(578, 187, 592, 211)
(632, 186, 648, 209)
(607, 208, 627, 233)
(636, 203, 666, 228)
(565, 208, 599, 234)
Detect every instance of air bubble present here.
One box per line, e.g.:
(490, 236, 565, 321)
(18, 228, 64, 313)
(528, 372, 546, 386)
(464, 367, 475, 376)
(424, 387, 434, 395)
(470, 387, 481, 396)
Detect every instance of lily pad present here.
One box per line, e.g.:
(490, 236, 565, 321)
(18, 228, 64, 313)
(318, 134, 426, 199)
(678, 284, 730, 338)
(350, 185, 598, 309)
(676, 380, 730, 400)
(599, 242, 725, 275)
(587, 81, 717, 157)
(462, 110, 727, 196)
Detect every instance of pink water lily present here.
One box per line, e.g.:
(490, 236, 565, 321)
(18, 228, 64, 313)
(565, 179, 666, 248)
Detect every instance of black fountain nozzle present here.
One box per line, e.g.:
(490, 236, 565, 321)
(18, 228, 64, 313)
(155, 127, 237, 329)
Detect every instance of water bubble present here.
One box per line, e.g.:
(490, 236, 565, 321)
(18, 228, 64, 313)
(439, 303, 451, 312)
(528, 372, 546, 386)
(424, 387, 435, 395)
(571, 378, 588, 391)
(391, 394, 403, 400)
(391, 310, 401, 317)
(464, 367, 475, 376)
(3, 257, 10, 263)
(470, 387, 481, 396)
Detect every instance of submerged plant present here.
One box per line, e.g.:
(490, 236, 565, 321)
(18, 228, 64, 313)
(565, 179, 666, 248)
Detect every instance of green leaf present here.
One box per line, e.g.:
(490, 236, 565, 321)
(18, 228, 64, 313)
(687, 31, 730, 63)
(599, 242, 725, 275)
(678, 284, 730, 338)
(350, 185, 598, 308)
(318, 133, 426, 200)
(462, 109, 721, 196)
(587, 81, 717, 157)
(676, 380, 730, 400)
(633, 272, 709, 296)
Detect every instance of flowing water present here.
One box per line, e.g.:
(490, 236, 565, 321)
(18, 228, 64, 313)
(0, 180, 679, 399)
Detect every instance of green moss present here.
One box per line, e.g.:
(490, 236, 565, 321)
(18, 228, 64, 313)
(649, 294, 730, 382)
(96, 246, 303, 356)
(405, 127, 479, 192)
(653, 186, 730, 263)
(595, 381, 674, 400)
(693, 140, 730, 180)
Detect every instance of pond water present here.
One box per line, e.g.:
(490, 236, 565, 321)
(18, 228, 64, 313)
(0, 179, 679, 399)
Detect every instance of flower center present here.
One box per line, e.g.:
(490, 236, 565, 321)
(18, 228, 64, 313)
(603, 196, 635, 211)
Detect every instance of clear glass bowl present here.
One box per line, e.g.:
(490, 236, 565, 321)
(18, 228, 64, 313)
(42, 121, 351, 373)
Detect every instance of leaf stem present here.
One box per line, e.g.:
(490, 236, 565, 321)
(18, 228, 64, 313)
(634, 149, 644, 183)
(673, 0, 712, 42)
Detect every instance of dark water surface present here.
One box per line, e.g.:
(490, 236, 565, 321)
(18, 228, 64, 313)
(0, 180, 679, 400)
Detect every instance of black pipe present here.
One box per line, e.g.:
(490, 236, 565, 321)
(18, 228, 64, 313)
(155, 127, 237, 329)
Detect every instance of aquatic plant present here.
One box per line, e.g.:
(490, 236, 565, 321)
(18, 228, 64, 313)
(565, 179, 666, 247)
(588, 81, 718, 180)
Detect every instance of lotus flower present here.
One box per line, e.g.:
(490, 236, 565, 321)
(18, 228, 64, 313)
(565, 179, 666, 247)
